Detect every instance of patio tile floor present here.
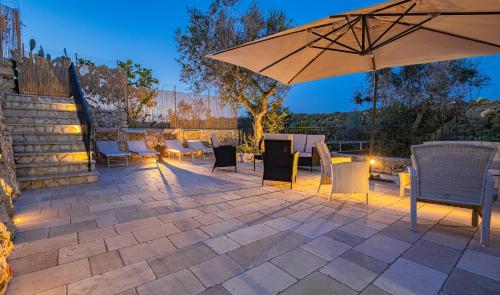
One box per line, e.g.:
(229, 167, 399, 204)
(7, 159, 500, 295)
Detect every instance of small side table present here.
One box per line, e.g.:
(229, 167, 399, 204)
(154, 145, 167, 162)
(253, 153, 263, 171)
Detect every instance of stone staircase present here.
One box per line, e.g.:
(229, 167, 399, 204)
(3, 93, 98, 190)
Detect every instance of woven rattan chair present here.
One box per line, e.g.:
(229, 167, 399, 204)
(410, 143, 496, 246)
(316, 142, 369, 203)
(262, 137, 299, 189)
(211, 133, 237, 172)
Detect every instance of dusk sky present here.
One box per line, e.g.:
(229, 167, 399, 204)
(21, 0, 500, 113)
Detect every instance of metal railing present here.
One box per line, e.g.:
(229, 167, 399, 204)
(69, 62, 92, 171)
(238, 123, 499, 158)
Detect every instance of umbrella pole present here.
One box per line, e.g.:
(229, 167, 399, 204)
(369, 70, 378, 158)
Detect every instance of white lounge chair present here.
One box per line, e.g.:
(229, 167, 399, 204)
(410, 143, 497, 246)
(127, 140, 160, 162)
(316, 141, 369, 203)
(165, 139, 196, 161)
(187, 140, 213, 159)
(96, 141, 130, 168)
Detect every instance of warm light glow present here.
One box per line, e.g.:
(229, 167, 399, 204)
(370, 159, 376, 165)
(14, 218, 20, 224)
(331, 157, 352, 164)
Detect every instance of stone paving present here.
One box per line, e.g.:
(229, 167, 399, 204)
(7, 159, 500, 295)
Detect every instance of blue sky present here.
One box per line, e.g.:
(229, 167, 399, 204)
(20, 0, 500, 113)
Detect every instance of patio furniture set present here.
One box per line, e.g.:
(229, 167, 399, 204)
(212, 133, 499, 246)
(95, 128, 498, 246)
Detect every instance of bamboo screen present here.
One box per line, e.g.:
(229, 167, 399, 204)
(17, 55, 71, 97)
(0, 2, 20, 59)
(137, 90, 237, 129)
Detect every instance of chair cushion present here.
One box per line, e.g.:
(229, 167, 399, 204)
(305, 135, 325, 153)
(211, 134, 221, 147)
(292, 134, 307, 153)
(264, 133, 292, 141)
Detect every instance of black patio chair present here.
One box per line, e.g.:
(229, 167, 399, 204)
(211, 134, 237, 172)
(262, 139, 299, 188)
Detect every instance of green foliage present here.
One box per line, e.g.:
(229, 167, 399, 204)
(117, 59, 160, 120)
(118, 59, 159, 88)
(37, 46, 45, 57)
(77, 58, 95, 66)
(29, 38, 36, 53)
(175, 0, 291, 145)
(238, 133, 258, 153)
(262, 97, 289, 133)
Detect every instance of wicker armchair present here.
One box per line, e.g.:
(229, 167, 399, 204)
(410, 143, 496, 246)
(262, 137, 299, 189)
(315, 142, 369, 203)
(211, 133, 237, 172)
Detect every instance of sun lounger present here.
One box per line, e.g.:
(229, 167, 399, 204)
(187, 140, 213, 158)
(165, 140, 196, 161)
(127, 140, 160, 162)
(96, 141, 130, 168)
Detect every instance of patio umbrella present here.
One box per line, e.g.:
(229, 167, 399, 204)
(207, 0, 500, 157)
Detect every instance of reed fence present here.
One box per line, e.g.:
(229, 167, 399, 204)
(0, 1, 20, 59)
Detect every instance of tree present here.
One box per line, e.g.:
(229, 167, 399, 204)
(354, 59, 490, 130)
(352, 59, 490, 156)
(118, 60, 159, 120)
(175, 0, 291, 144)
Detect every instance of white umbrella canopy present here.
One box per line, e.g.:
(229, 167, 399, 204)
(207, 0, 500, 85)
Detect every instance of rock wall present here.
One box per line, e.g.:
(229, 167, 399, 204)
(92, 110, 128, 129)
(0, 59, 17, 293)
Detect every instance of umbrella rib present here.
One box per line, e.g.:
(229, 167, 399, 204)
(371, 0, 413, 14)
(309, 31, 361, 53)
(287, 46, 329, 85)
(345, 15, 362, 51)
(257, 18, 357, 73)
(419, 27, 500, 49)
(371, 2, 417, 48)
(309, 46, 360, 54)
(365, 16, 374, 64)
(331, 11, 500, 18)
(370, 16, 434, 51)
(386, 19, 500, 49)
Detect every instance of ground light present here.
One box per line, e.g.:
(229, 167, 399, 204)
(369, 157, 394, 183)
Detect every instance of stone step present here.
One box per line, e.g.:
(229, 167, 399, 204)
(4, 115, 80, 125)
(3, 100, 76, 112)
(12, 141, 86, 153)
(6, 124, 82, 134)
(3, 108, 78, 119)
(18, 171, 99, 190)
(14, 151, 90, 164)
(16, 161, 96, 177)
(11, 133, 83, 143)
(5, 93, 74, 104)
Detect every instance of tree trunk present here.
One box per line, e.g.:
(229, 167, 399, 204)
(253, 114, 264, 148)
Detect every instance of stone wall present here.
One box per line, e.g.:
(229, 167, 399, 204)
(92, 110, 128, 129)
(94, 127, 239, 161)
(0, 59, 17, 293)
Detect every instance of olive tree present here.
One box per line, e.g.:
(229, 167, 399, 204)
(175, 0, 291, 144)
